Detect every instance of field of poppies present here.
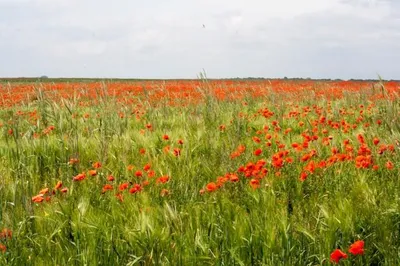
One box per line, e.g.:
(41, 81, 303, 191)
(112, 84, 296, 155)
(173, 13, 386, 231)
(0, 78, 399, 265)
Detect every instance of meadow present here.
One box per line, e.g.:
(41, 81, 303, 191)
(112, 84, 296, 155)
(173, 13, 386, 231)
(0, 78, 399, 265)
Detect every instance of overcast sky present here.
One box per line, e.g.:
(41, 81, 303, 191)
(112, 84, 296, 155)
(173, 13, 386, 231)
(0, 0, 399, 79)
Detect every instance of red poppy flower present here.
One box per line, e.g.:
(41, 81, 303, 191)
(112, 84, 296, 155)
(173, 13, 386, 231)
(115, 193, 124, 202)
(249, 179, 260, 189)
(39, 188, 49, 195)
(300, 172, 308, 181)
(73, 173, 86, 181)
(173, 148, 181, 156)
(230, 174, 239, 182)
(119, 183, 129, 191)
(349, 240, 364, 256)
(0, 228, 12, 240)
(147, 170, 155, 178)
(156, 176, 170, 184)
(206, 182, 217, 192)
(386, 161, 394, 170)
(32, 194, 44, 203)
(330, 249, 348, 264)
(129, 184, 142, 194)
(92, 161, 102, 169)
(54, 181, 63, 190)
(135, 170, 143, 177)
(143, 163, 151, 171)
(102, 184, 113, 194)
(253, 148, 262, 156)
(88, 170, 97, 176)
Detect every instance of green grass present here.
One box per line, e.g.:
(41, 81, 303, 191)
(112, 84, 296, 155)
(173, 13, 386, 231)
(0, 82, 399, 265)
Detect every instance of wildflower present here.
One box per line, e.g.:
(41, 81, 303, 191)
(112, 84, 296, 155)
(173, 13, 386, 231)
(0, 244, 6, 253)
(92, 161, 102, 169)
(129, 184, 142, 194)
(102, 184, 113, 194)
(156, 176, 169, 184)
(386, 161, 394, 170)
(330, 249, 348, 264)
(163, 145, 170, 153)
(139, 148, 146, 155)
(143, 163, 151, 171)
(230, 174, 239, 182)
(253, 148, 262, 156)
(249, 179, 260, 189)
(355, 155, 373, 169)
(61, 187, 68, 193)
(206, 182, 217, 192)
(119, 183, 129, 191)
(42, 125, 55, 135)
(272, 158, 284, 168)
(0, 228, 12, 240)
(147, 170, 156, 178)
(39, 188, 49, 195)
(88, 169, 97, 176)
(230, 151, 241, 159)
(73, 173, 86, 181)
(54, 181, 63, 190)
(238, 145, 246, 153)
(300, 172, 308, 181)
(32, 194, 44, 203)
(177, 139, 184, 145)
(115, 193, 124, 202)
(135, 170, 143, 177)
(349, 240, 364, 256)
(357, 134, 365, 145)
(107, 175, 115, 182)
(173, 148, 181, 156)
(373, 137, 380, 146)
(163, 134, 169, 140)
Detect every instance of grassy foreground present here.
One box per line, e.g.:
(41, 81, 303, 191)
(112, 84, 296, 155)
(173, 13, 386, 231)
(0, 80, 399, 265)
